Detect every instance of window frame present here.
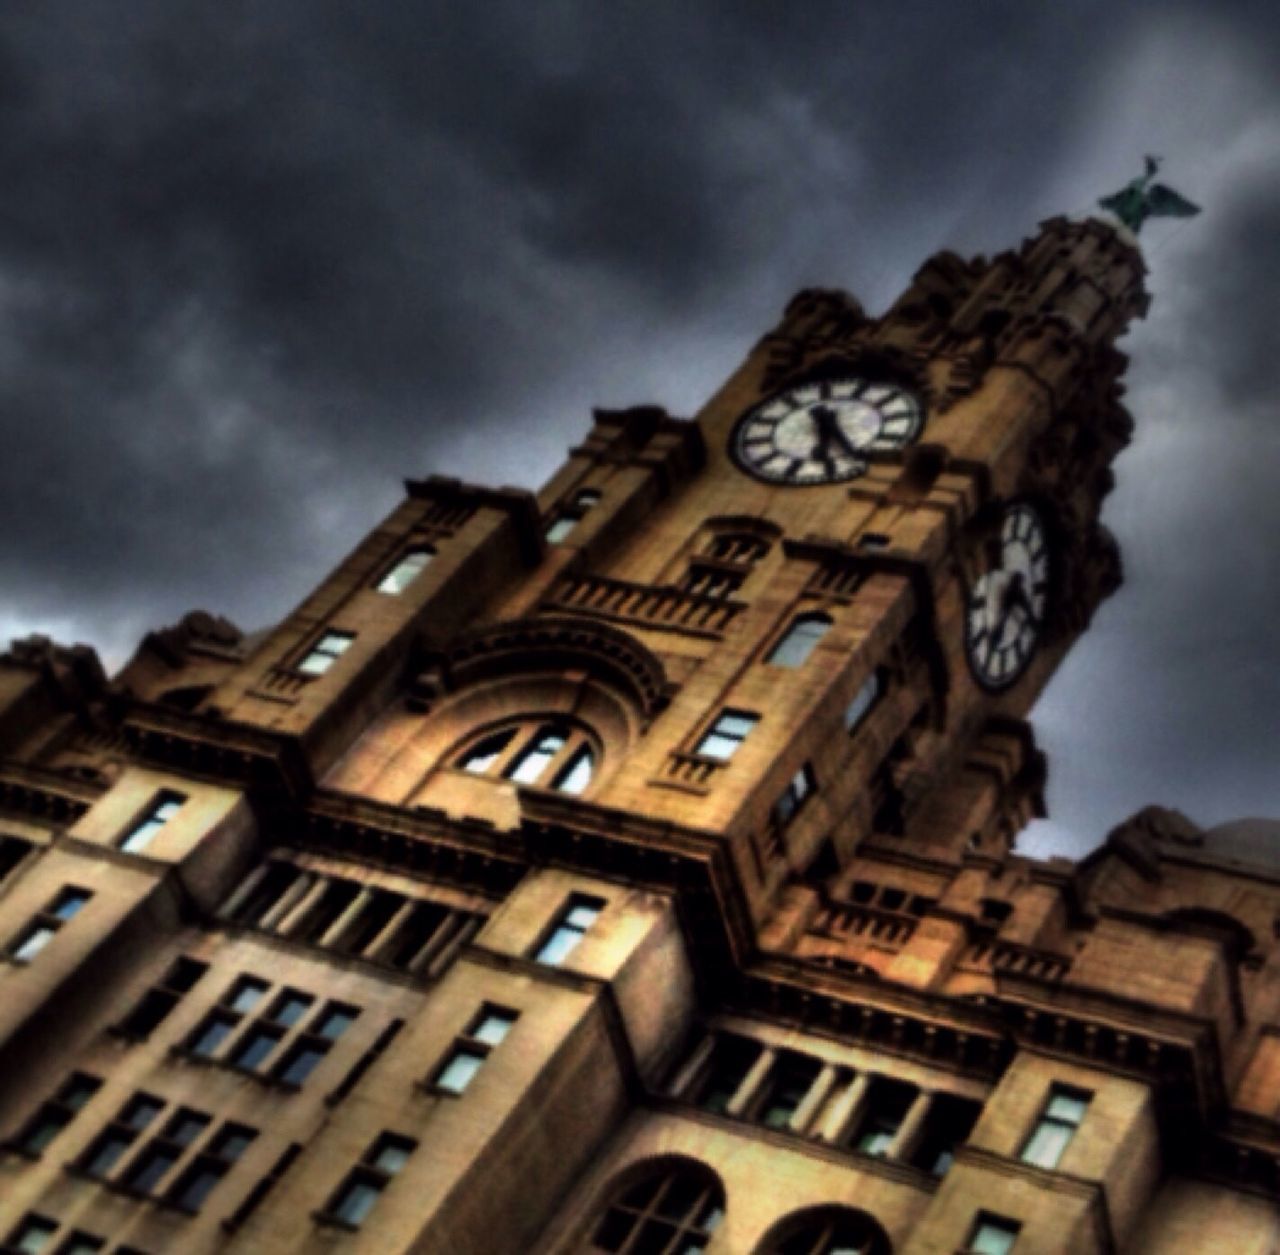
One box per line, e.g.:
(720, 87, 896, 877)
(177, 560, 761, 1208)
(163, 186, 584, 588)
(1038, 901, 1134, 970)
(766, 612, 833, 668)
(966, 1212, 1021, 1254)
(117, 790, 186, 855)
(428, 1005, 519, 1097)
(454, 720, 598, 796)
(533, 894, 606, 967)
(295, 630, 355, 677)
(318, 1132, 417, 1231)
(771, 763, 817, 829)
(694, 709, 759, 762)
(7, 886, 92, 964)
(1018, 1083, 1090, 1170)
(374, 546, 434, 595)
(10, 1072, 101, 1157)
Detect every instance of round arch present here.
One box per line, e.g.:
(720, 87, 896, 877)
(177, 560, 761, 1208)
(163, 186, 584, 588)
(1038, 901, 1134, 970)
(756, 1204, 893, 1255)
(583, 1153, 726, 1254)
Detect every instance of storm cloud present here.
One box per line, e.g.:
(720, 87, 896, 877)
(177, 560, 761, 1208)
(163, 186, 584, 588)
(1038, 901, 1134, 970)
(0, 2, 1276, 856)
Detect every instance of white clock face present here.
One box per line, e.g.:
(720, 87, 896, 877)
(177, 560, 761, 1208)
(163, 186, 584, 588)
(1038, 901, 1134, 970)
(965, 503, 1051, 690)
(731, 378, 923, 485)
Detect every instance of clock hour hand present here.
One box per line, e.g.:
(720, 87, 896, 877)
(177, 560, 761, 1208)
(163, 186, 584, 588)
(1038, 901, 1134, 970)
(810, 404, 861, 461)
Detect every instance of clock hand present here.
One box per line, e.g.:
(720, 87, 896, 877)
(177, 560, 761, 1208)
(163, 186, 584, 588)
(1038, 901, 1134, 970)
(811, 403, 863, 460)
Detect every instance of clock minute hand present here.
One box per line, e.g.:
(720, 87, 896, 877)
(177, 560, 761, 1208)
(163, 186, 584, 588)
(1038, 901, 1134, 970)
(811, 404, 861, 460)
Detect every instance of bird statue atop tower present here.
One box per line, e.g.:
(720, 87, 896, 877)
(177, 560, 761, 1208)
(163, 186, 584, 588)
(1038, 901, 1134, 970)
(1098, 155, 1201, 233)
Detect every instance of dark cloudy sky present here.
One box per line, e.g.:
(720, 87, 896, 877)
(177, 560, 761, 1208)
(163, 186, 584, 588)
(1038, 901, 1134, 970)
(1, 2, 1276, 858)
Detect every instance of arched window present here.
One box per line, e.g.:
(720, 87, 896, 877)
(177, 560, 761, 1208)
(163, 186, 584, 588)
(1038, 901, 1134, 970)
(589, 1158, 725, 1254)
(760, 1205, 892, 1255)
(767, 613, 832, 668)
(455, 721, 596, 796)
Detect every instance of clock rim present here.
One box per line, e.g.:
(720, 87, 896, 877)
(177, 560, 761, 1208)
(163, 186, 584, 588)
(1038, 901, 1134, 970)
(729, 375, 924, 486)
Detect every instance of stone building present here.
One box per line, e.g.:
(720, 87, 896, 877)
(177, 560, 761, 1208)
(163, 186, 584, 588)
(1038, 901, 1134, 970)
(0, 215, 1276, 1254)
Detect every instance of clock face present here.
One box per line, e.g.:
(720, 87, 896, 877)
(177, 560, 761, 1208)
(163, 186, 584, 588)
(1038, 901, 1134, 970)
(964, 502, 1051, 691)
(731, 377, 923, 485)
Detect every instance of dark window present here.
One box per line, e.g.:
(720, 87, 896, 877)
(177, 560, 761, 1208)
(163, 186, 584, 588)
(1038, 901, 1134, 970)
(186, 975, 270, 1061)
(534, 894, 605, 966)
(848, 1077, 916, 1157)
(224, 861, 301, 926)
(844, 670, 884, 733)
(769, 1205, 893, 1255)
(590, 1161, 724, 1254)
(167, 1122, 256, 1213)
(121, 1109, 209, 1194)
(0, 833, 33, 883)
(115, 956, 208, 1039)
(690, 1035, 762, 1115)
(53, 1234, 104, 1255)
(909, 1094, 982, 1178)
(323, 1133, 416, 1228)
(12, 1072, 101, 1155)
(752, 1052, 821, 1130)
(78, 1093, 163, 1179)
(772, 764, 817, 828)
(230, 1027, 284, 1072)
(271, 1001, 360, 1090)
(767, 613, 831, 668)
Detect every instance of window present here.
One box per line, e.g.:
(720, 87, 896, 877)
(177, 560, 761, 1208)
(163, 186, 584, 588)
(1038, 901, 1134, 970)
(848, 1078, 916, 1157)
(375, 547, 433, 595)
(908, 1093, 981, 1178)
(545, 489, 601, 544)
(186, 974, 268, 1059)
(967, 1213, 1020, 1254)
(844, 671, 884, 733)
(296, 630, 354, 677)
(8, 887, 92, 963)
(272, 1001, 360, 1088)
(11, 1072, 101, 1155)
(116, 956, 208, 1039)
(534, 894, 605, 966)
(323, 1133, 416, 1229)
(589, 1160, 724, 1254)
(0, 833, 33, 884)
(167, 1123, 256, 1213)
(689, 1035, 762, 1115)
(78, 1092, 164, 1179)
(456, 721, 597, 795)
(767, 612, 831, 667)
(772, 764, 816, 828)
(6, 1214, 56, 1253)
(117, 790, 185, 854)
(695, 710, 758, 762)
(767, 1205, 892, 1255)
(54, 1235, 104, 1255)
(121, 1109, 210, 1194)
(431, 1005, 518, 1095)
(1019, 1084, 1089, 1169)
(751, 1052, 821, 1131)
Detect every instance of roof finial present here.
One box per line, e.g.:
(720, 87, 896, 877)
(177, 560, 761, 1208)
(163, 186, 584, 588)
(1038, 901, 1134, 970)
(1097, 155, 1201, 234)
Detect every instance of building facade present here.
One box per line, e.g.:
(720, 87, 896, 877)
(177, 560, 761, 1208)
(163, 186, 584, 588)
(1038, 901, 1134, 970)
(0, 216, 1277, 1254)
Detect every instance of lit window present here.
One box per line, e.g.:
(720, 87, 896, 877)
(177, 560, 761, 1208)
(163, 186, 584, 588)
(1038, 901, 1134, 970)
(534, 894, 605, 966)
(767, 613, 831, 668)
(12, 1072, 101, 1155)
(843, 671, 883, 734)
(297, 631, 354, 677)
(324, 1133, 416, 1228)
(6, 1214, 56, 1254)
(544, 489, 601, 544)
(375, 547, 434, 595)
(695, 710, 759, 762)
(455, 721, 596, 795)
(8, 887, 92, 963)
(967, 1213, 1020, 1254)
(115, 955, 208, 1039)
(1020, 1085, 1090, 1169)
(432, 1006, 519, 1096)
(590, 1162, 723, 1254)
(772, 764, 817, 828)
(118, 790, 185, 854)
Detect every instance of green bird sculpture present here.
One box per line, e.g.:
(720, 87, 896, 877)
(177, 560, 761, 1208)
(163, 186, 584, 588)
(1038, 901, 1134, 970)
(1098, 155, 1200, 233)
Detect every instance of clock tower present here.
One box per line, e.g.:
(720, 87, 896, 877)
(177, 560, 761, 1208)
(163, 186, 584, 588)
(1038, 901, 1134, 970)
(0, 215, 1276, 1255)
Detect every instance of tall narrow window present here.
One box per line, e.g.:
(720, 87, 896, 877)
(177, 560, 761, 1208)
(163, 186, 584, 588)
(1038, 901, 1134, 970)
(767, 612, 831, 668)
(167, 1123, 256, 1213)
(695, 710, 759, 762)
(753, 1052, 821, 1130)
(690, 1035, 762, 1115)
(297, 631, 354, 677)
(456, 721, 597, 795)
(323, 1133, 416, 1228)
(772, 764, 816, 828)
(118, 791, 186, 854)
(848, 1078, 916, 1157)
(534, 894, 605, 966)
(967, 1213, 1021, 1254)
(116, 956, 208, 1040)
(1019, 1084, 1089, 1169)
(843, 670, 884, 734)
(431, 1005, 519, 1096)
(908, 1094, 981, 1178)
(11, 1072, 101, 1155)
(505, 728, 568, 784)
(375, 547, 434, 595)
(8, 887, 92, 963)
